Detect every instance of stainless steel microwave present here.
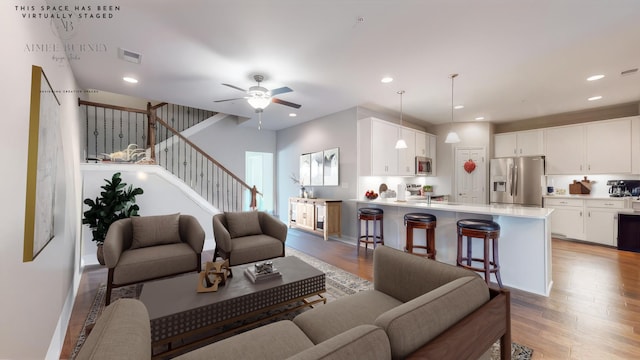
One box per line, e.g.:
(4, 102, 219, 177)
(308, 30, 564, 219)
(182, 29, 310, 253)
(416, 156, 432, 176)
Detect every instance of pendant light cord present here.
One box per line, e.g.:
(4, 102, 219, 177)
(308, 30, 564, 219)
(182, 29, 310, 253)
(398, 90, 405, 126)
(450, 73, 458, 128)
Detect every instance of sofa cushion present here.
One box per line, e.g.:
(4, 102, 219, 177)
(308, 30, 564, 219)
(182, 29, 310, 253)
(112, 243, 197, 285)
(75, 299, 151, 360)
(287, 325, 391, 360)
(225, 211, 263, 238)
(174, 320, 314, 360)
(130, 213, 181, 249)
(375, 276, 490, 360)
(228, 234, 284, 266)
(293, 289, 402, 344)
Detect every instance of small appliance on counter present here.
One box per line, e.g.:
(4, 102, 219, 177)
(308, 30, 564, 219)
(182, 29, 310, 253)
(607, 180, 640, 197)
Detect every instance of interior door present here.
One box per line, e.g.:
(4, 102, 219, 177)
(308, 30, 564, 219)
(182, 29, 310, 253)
(455, 147, 486, 204)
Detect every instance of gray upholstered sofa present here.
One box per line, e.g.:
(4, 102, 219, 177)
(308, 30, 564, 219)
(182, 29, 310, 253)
(76, 246, 511, 360)
(213, 211, 287, 265)
(104, 213, 205, 305)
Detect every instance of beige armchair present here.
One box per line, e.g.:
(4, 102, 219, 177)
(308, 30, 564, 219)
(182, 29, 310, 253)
(213, 211, 287, 266)
(104, 213, 205, 305)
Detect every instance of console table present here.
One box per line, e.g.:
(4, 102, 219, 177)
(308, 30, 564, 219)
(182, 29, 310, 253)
(288, 197, 342, 240)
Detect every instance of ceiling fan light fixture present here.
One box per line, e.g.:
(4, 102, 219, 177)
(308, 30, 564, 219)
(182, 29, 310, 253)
(247, 96, 271, 110)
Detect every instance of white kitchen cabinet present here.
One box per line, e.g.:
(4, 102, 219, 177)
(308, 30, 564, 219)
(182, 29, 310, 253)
(632, 117, 640, 174)
(359, 118, 399, 176)
(584, 199, 624, 246)
(358, 117, 436, 176)
(545, 117, 632, 175)
(398, 128, 417, 175)
(494, 130, 544, 158)
(544, 126, 585, 175)
(545, 198, 585, 240)
(415, 131, 428, 157)
(428, 134, 437, 176)
(585, 119, 631, 174)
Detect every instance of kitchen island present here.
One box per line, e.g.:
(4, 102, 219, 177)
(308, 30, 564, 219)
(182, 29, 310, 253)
(351, 199, 554, 296)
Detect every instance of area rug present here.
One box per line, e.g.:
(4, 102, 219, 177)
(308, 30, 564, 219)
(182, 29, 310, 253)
(71, 248, 532, 359)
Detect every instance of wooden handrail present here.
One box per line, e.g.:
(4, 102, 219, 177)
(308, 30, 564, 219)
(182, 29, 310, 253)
(78, 98, 150, 115)
(154, 116, 255, 192)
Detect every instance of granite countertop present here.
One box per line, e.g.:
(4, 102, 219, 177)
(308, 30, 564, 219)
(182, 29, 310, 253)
(348, 198, 553, 219)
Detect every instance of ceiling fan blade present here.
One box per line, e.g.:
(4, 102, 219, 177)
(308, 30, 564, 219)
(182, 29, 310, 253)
(272, 97, 302, 109)
(222, 83, 247, 92)
(270, 86, 293, 96)
(214, 97, 245, 103)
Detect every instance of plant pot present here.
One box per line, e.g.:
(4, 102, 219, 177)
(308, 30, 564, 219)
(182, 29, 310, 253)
(96, 244, 105, 265)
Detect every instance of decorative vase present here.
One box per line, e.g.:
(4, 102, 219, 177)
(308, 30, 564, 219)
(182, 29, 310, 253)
(300, 187, 306, 198)
(96, 244, 105, 265)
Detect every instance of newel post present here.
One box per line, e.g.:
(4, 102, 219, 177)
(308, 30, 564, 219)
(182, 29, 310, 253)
(250, 185, 258, 210)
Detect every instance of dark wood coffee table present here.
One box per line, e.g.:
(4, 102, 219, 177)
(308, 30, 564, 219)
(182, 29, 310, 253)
(139, 256, 326, 358)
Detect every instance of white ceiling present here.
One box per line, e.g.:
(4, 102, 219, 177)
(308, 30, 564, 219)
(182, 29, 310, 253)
(61, 0, 640, 130)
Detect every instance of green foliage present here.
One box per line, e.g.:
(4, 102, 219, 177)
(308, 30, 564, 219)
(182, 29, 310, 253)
(82, 172, 144, 244)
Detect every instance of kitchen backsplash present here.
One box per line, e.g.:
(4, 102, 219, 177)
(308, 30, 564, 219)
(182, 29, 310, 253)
(546, 174, 640, 197)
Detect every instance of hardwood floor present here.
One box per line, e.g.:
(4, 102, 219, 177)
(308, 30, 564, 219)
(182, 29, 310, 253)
(60, 232, 640, 359)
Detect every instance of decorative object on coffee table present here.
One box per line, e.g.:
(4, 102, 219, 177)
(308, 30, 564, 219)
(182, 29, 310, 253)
(197, 259, 233, 293)
(244, 260, 282, 283)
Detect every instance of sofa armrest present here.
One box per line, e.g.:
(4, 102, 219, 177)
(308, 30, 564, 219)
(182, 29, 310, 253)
(259, 212, 288, 243)
(75, 299, 151, 360)
(375, 276, 490, 360)
(179, 215, 205, 253)
(373, 246, 479, 302)
(287, 325, 391, 360)
(103, 218, 132, 268)
(212, 213, 232, 252)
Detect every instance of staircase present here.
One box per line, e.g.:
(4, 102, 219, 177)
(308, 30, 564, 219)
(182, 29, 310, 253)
(79, 99, 259, 212)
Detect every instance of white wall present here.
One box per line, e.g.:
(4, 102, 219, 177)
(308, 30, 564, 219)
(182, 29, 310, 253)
(0, 5, 82, 359)
(432, 121, 493, 200)
(277, 107, 359, 239)
(188, 116, 277, 199)
(80, 165, 220, 266)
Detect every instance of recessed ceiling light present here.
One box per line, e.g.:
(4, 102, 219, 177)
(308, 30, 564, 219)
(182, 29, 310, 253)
(588, 95, 602, 101)
(587, 74, 605, 81)
(289, 113, 297, 117)
(475, 116, 485, 121)
(454, 105, 464, 110)
(123, 77, 138, 84)
(381, 77, 393, 83)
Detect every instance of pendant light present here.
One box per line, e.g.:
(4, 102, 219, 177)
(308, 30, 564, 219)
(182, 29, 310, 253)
(444, 73, 461, 144)
(395, 90, 408, 149)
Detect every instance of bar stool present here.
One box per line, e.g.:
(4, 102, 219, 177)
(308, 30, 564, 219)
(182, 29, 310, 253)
(456, 219, 503, 288)
(404, 213, 437, 259)
(357, 208, 384, 255)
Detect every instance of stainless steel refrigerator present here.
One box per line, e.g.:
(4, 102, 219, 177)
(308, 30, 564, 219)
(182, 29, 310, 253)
(490, 156, 545, 207)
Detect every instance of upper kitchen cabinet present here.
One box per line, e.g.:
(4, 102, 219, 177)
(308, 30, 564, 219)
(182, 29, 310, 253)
(494, 129, 544, 158)
(545, 117, 632, 175)
(359, 117, 399, 175)
(358, 117, 436, 176)
(631, 117, 640, 174)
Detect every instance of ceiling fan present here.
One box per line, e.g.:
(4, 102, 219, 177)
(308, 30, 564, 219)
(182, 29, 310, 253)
(214, 75, 302, 110)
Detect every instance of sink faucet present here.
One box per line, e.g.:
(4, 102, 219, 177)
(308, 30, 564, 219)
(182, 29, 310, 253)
(426, 193, 431, 205)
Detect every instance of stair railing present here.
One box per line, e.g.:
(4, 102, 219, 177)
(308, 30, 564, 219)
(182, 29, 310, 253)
(78, 98, 259, 212)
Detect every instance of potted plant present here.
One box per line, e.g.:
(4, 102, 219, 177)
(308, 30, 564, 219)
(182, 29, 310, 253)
(82, 172, 144, 265)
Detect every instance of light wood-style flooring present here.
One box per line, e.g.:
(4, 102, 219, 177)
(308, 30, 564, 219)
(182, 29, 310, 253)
(60, 231, 640, 359)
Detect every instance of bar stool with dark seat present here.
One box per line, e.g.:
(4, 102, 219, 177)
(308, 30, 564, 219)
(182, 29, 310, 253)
(404, 213, 437, 259)
(456, 219, 503, 288)
(357, 208, 384, 255)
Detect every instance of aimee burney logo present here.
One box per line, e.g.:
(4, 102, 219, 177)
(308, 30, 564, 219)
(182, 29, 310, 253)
(17, 4, 120, 65)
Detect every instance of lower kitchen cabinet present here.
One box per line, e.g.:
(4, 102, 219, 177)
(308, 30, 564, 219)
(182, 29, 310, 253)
(545, 198, 585, 240)
(545, 197, 625, 246)
(585, 199, 624, 246)
(288, 197, 342, 241)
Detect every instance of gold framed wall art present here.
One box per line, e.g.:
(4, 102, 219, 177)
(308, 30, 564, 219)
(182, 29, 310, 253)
(23, 65, 60, 262)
